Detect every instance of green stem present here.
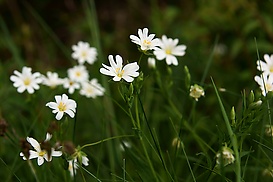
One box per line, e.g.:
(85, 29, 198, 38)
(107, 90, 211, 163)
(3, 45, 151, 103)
(27, 160, 40, 182)
(211, 78, 241, 182)
(80, 135, 135, 150)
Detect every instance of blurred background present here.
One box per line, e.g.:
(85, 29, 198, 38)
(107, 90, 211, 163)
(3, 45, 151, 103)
(1, 0, 273, 181)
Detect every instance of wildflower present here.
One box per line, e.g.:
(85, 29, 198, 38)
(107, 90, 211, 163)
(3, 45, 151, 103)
(100, 55, 139, 82)
(10, 66, 42, 94)
(19, 134, 62, 166)
(63, 78, 80, 94)
(67, 155, 89, 177)
(68, 159, 78, 177)
(72, 41, 97, 65)
(80, 79, 105, 98)
(216, 146, 235, 166)
(265, 125, 273, 137)
(189, 84, 205, 101)
(68, 65, 89, 83)
(257, 54, 273, 76)
(147, 57, 156, 68)
(254, 74, 273, 96)
(129, 28, 160, 51)
(46, 94, 77, 120)
(42, 71, 63, 88)
(153, 35, 186, 66)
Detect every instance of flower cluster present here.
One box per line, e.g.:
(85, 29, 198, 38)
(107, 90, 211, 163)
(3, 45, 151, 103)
(10, 41, 105, 99)
(99, 28, 188, 83)
(255, 54, 273, 96)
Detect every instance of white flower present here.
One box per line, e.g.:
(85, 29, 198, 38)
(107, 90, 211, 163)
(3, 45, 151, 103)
(254, 74, 273, 96)
(153, 35, 186, 66)
(129, 28, 160, 51)
(67, 155, 89, 177)
(100, 55, 139, 82)
(257, 54, 273, 76)
(72, 41, 97, 65)
(148, 57, 156, 68)
(189, 84, 205, 101)
(63, 78, 81, 94)
(80, 79, 105, 98)
(10, 66, 42, 94)
(68, 65, 89, 83)
(68, 159, 78, 177)
(42, 71, 63, 88)
(20, 134, 62, 166)
(216, 146, 235, 166)
(46, 94, 77, 120)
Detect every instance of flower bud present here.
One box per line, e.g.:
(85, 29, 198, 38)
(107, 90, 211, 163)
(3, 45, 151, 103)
(216, 145, 235, 166)
(189, 84, 205, 101)
(230, 106, 236, 126)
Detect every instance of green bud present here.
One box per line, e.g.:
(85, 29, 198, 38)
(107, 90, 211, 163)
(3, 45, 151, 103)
(249, 90, 255, 104)
(249, 100, 262, 109)
(167, 66, 172, 76)
(129, 83, 134, 96)
(184, 66, 191, 90)
(230, 106, 236, 126)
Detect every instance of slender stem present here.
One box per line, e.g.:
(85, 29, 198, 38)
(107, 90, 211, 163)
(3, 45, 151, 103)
(140, 137, 158, 181)
(211, 78, 241, 182)
(27, 160, 40, 182)
(80, 135, 135, 149)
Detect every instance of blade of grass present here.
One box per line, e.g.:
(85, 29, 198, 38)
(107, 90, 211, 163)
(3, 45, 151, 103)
(211, 77, 241, 182)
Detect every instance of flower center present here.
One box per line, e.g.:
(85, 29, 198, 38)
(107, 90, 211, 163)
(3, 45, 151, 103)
(116, 68, 124, 78)
(58, 102, 66, 111)
(75, 71, 81, 77)
(143, 39, 151, 46)
(165, 49, 172, 55)
(81, 51, 87, 58)
(23, 77, 31, 86)
(270, 65, 273, 73)
(38, 150, 47, 157)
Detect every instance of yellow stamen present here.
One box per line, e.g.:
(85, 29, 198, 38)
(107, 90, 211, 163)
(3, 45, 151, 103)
(24, 78, 31, 86)
(165, 49, 172, 55)
(81, 51, 87, 58)
(39, 150, 47, 157)
(143, 39, 151, 45)
(58, 102, 66, 111)
(116, 68, 124, 78)
(76, 71, 81, 77)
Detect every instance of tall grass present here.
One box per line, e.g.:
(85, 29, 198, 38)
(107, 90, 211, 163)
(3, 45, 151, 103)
(1, 0, 273, 181)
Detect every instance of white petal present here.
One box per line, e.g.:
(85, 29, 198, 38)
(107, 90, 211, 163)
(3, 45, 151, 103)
(65, 110, 75, 118)
(122, 76, 134, 82)
(56, 112, 64, 120)
(27, 137, 41, 152)
(37, 156, 44, 166)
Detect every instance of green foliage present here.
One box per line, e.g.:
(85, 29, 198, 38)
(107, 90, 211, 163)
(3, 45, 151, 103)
(1, 0, 273, 181)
